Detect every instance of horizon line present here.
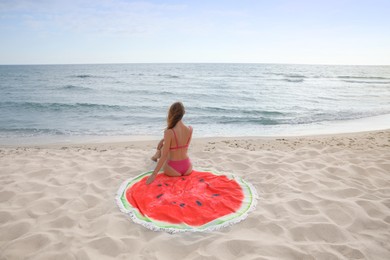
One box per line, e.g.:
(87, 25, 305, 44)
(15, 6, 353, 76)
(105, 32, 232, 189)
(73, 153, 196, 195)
(0, 62, 389, 66)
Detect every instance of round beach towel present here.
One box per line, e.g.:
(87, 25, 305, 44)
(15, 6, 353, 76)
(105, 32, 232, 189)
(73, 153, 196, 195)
(116, 170, 258, 233)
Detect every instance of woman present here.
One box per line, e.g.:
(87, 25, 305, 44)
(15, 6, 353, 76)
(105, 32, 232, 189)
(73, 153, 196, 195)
(146, 102, 193, 185)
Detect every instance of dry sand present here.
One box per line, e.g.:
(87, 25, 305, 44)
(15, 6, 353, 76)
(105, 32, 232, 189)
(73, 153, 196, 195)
(1, 130, 390, 259)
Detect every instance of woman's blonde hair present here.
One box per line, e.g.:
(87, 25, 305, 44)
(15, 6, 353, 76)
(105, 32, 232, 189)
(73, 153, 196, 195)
(167, 102, 185, 129)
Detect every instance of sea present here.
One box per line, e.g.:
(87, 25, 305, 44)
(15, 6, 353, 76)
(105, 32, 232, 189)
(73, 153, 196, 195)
(1, 63, 390, 145)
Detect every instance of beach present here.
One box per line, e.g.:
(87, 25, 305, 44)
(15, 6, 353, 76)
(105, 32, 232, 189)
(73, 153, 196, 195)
(2, 0, 390, 258)
(1, 130, 389, 259)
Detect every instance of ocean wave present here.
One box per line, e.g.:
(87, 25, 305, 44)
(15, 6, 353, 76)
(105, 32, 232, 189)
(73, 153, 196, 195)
(291, 110, 390, 125)
(115, 89, 176, 96)
(0, 127, 65, 136)
(190, 106, 286, 117)
(188, 106, 230, 114)
(0, 101, 127, 111)
(266, 78, 304, 83)
(218, 117, 280, 125)
(72, 74, 93, 78)
(157, 74, 180, 79)
(190, 109, 390, 126)
(341, 80, 390, 84)
(189, 115, 283, 125)
(287, 74, 306, 78)
(0, 101, 168, 115)
(241, 110, 285, 116)
(60, 85, 93, 91)
(267, 73, 307, 78)
(212, 74, 240, 78)
(283, 78, 304, 83)
(70, 74, 107, 79)
(337, 76, 389, 80)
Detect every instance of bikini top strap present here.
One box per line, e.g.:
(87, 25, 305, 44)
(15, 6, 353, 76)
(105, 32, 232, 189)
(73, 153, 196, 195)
(186, 126, 193, 145)
(171, 128, 179, 148)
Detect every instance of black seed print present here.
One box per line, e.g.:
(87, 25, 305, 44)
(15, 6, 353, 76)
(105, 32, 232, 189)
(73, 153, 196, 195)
(157, 184, 162, 187)
(212, 194, 220, 197)
(156, 194, 163, 199)
(196, 201, 202, 206)
(180, 203, 185, 208)
(199, 178, 204, 182)
(164, 183, 169, 186)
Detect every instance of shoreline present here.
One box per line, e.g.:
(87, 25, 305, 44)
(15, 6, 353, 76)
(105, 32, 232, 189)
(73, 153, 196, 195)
(1, 113, 390, 147)
(1, 128, 389, 149)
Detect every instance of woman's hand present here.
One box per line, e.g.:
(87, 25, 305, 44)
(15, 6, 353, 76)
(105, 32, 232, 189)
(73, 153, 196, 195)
(146, 174, 156, 185)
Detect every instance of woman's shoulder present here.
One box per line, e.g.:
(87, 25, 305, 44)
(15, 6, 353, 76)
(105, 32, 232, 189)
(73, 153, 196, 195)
(164, 129, 174, 138)
(181, 124, 192, 133)
(169, 123, 192, 134)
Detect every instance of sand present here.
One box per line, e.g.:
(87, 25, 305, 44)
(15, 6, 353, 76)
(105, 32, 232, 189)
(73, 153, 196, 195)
(1, 130, 390, 259)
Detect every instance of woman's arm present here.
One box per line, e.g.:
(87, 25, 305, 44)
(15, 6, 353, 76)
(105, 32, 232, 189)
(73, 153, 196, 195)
(146, 130, 171, 184)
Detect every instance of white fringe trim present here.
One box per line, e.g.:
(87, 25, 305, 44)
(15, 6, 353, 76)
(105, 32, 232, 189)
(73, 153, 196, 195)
(115, 170, 258, 234)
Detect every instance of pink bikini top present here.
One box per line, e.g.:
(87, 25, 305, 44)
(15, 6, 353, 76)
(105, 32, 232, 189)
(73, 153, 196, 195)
(170, 126, 193, 150)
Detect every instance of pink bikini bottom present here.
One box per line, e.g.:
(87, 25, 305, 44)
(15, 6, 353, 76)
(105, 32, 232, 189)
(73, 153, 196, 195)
(167, 158, 191, 175)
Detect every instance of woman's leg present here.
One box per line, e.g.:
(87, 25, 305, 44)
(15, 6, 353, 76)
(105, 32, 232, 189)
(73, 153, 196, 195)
(151, 139, 164, 162)
(157, 139, 164, 150)
(151, 150, 161, 162)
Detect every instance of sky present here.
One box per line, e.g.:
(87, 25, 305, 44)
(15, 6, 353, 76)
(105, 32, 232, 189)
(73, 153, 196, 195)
(0, 0, 389, 65)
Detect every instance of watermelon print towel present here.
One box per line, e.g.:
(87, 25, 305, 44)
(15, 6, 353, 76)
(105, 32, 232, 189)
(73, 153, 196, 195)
(116, 170, 258, 233)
